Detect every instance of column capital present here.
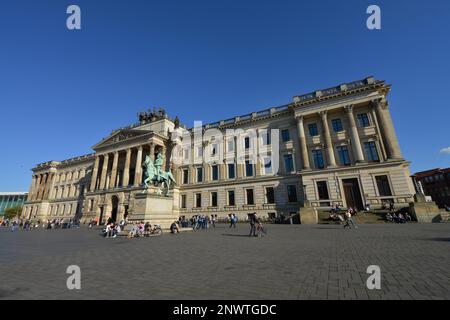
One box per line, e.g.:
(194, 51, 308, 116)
(344, 104, 354, 113)
(319, 110, 328, 119)
(295, 115, 304, 122)
(371, 98, 388, 110)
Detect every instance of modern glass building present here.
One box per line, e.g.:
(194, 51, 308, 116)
(0, 192, 28, 217)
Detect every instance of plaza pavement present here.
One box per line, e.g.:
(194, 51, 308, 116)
(0, 223, 449, 300)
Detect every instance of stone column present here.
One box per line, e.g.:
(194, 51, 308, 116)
(37, 174, 48, 200)
(134, 146, 143, 187)
(296, 116, 311, 170)
(123, 148, 131, 187)
(90, 156, 100, 192)
(31, 175, 40, 201)
(109, 151, 119, 189)
(32, 174, 41, 201)
(370, 108, 387, 161)
(204, 164, 210, 182)
(43, 173, 55, 200)
(255, 129, 261, 176)
(319, 111, 337, 168)
(220, 159, 226, 181)
(372, 99, 403, 160)
(28, 175, 37, 201)
(99, 154, 109, 190)
(344, 105, 365, 163)
(190, 165, 196, 183)
(235, 135, 244, 178)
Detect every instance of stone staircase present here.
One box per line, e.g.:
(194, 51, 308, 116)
(439, 212, 450, 223)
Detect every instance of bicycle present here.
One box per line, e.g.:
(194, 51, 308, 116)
(256, 223, 268, 237)
(143, 224, 163, 237)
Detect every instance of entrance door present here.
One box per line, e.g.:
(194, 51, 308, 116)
(111, 196, 119, 222)
(342, 178, 364, 211)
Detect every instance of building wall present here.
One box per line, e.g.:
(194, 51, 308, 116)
(21, 155, 93, 221)
(21, 77, 417, 223)
(0, 193, 28, 216)
(414, 168, 450, 208)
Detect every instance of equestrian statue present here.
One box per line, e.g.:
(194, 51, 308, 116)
(142, 153, 177, 194)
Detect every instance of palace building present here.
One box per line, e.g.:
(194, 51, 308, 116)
(21, 77, 416, 223)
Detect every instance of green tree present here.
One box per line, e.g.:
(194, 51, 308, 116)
(3, 206, 22, 220)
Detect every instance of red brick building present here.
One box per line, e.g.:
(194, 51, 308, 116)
(413, 168, 450, 208)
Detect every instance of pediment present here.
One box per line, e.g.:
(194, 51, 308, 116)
(92, 129, 152, 150)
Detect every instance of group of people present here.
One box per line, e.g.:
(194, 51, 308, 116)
(189, 214, 217, 230)
(386, 212, 412, 223)
(2, 218, 80, 231)
(103, 218, 128, 238)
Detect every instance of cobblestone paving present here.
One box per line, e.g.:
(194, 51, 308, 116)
(0, 223, 449, 300)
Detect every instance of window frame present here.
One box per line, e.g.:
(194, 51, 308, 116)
(331, 118, 344, 132)
(308, 123, 319, 136)
(312, 149, 325, 169)
(281, 129, 291, 142)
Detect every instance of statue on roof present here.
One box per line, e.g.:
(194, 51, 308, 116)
(174, 116, 180, 128)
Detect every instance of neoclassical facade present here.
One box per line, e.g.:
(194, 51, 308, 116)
(22, 77, 416, 223)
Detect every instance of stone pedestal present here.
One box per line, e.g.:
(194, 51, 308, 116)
(409, 199, 443, 223)
(299, 200, 318, 224)
(129, 187, 179, 229)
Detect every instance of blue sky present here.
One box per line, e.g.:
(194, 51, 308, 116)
(0, 0, 449, 191)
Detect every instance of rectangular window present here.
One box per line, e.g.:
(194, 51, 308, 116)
(245, 160, 253, 177)
(281, 129, 291, 142)
(284, 154, 294, 173)
(376, 175, 392, 197)
(357, 113, 370, 127)
(212, 165, 219, 181)
(312, 150, 325, 169)
(246, 189, 255, 205)
(228, 190, 235, 206)
(364, 142, 380, 162)
(337, 146, 351, 166)
(195, 193, 202, 208)
(197, 167, 203, 182)
(332, 119, 343, 132)
(244, 137, 250, 149)
(265, 187, 275, 204)
(183, 169, 189, 184)
(263, 157, 272, 174)
(308, 123, 319, 136)
(287, 185, 298, 202)
(196, 146, 203, 157)
(228, 163, 236, 179)
(211, 192, 218, 207)
(181, 195, 187, 209)
(317, 181, 329, 200)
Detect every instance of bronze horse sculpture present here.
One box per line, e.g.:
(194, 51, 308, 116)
(143, 154, 176, 194)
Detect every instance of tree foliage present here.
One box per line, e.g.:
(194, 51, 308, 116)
(3, 206, 22, 220)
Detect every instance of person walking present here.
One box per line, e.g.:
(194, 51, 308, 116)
(229, 214, 233, 228)
(248, 212, 257, 237)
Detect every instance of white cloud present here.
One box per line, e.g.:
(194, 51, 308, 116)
(439, 147, 450, 155)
